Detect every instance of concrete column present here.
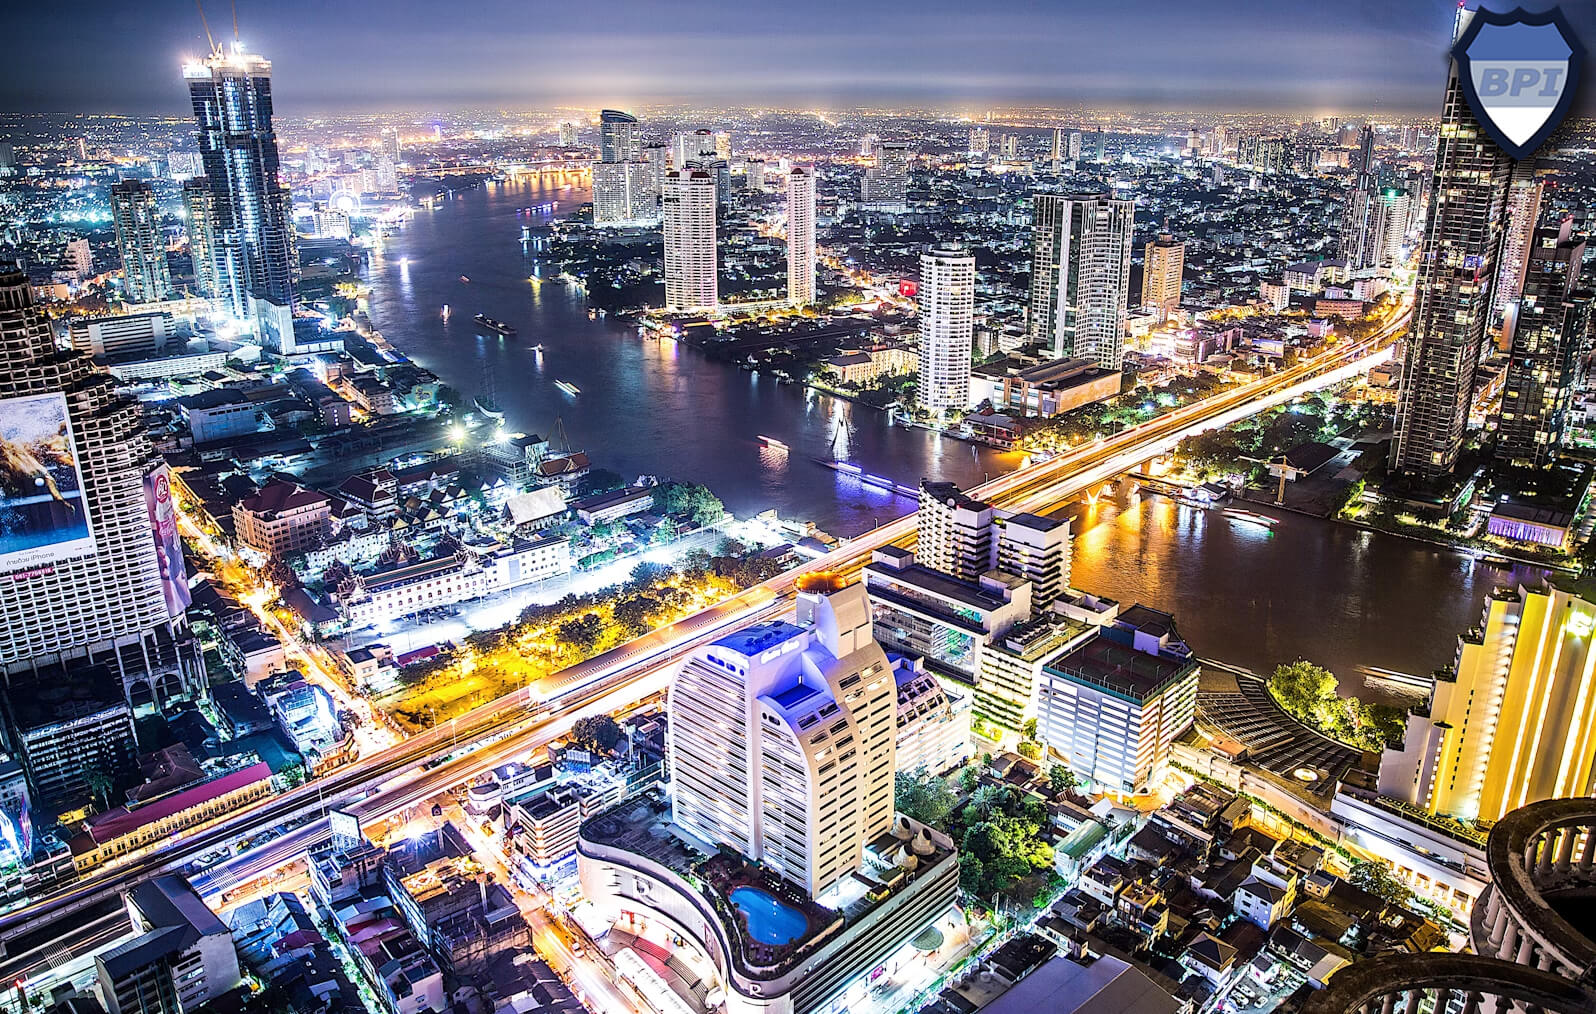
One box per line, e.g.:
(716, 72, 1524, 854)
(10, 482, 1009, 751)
(1515, 929, 1536, 966)
(1536, 946, 1554, 971)
(1487, 889, 1510, 949)
(1381, 991, 1397, 1014)
(1499, 919, 1520, 961)
(1460, 990, 1482, 1014)
(1579, 824, 1596, 871)
(1555, 825, 1576, 874)
(1538, 829, 1558, 877)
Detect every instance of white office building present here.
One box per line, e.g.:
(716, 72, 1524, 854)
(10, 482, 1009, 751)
(918, 480, 1071, 608)
(663, 169, 718, 312)
(1036, 605, 1199, 794)
(669, 579, 896, 895)
(1028, 192, 1134, 369)
(916, 244, 975, 416)
(786, 167, 816, 306)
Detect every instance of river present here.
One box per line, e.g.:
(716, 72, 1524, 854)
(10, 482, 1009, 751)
(363, 177, 1551, 686)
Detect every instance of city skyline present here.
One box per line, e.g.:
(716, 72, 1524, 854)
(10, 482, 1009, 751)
(6, 0, 1596, 116)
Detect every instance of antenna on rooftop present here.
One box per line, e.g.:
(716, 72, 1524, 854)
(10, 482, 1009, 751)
(194, 0, 217, 54)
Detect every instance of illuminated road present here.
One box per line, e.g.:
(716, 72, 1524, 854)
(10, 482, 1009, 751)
(0, 307, 1403, 977)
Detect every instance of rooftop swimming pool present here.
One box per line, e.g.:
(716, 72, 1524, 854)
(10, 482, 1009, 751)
(728, 886, 808, 945)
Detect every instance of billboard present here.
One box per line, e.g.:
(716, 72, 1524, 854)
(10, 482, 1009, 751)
(0, 393, 95, 574)
(142, 463, 191, 616)
(329, 808, 364, 850)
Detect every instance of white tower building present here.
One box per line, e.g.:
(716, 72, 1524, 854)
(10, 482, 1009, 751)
(786, 167, 816, 306)
(663, 169, 718, 312)
(667, 578, 896, 895)
(916, 244, 975, 417)
(1028, 192, 1134, 369)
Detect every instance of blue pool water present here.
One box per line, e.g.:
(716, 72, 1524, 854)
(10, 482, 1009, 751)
(728, 887, 808, 945)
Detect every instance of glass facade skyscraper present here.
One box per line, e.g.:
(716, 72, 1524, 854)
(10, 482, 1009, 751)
(183, 45, 297, 336)
(1391, 9, 1514, 483)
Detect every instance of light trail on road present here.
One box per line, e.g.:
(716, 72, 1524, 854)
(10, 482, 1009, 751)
(0, 307, 1406, 980)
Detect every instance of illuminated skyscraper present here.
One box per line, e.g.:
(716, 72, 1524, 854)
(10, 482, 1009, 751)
(592, 109, 656, 226)
(861, 141, 909, 210)
(967, 126, 989, 155)
(785, 167, 815, 306)
(1369, 187, 1411, 268)
(1050, 127, 1063, 166)
(557, 121, 578, 147)
(1497, 218, 1591, 468)
(183, 45, 297, 346)
(667, 579, 896, 895)
(1383, 583, 1596, 823)
(0, 266, 200, 722)
(1142, 226, 1184, 322)
(1068, 130, 1083, 161)
(109, 180, 171, 303)
(1493, 164, 1547, 340)
(662, 169, 717, 312)
(670, 129, 715, 168)
(1391, 8, 1515, 483)
(597, 108, 640, 163)
(1028, 192, 1134, 368)
(916, 244, 975, 416)
(182, 179, 219, 299)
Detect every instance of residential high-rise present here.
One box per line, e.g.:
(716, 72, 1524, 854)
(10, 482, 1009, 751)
(181, 179, 219, 299)
(1497, 218, 1591, 467)
(1368, 187, 1411, 269)
(597, 109, 641, 163)
(1381, 583, 1596, 823)
(662, 169, 717, 312)
(183, 45, 297, 344)
(110, 180, 172, 304)
(1391, 9, 1515, 483)
(998, 133, 1018, 160)
(670, 129, 715, 168)
(858, 133, 880, 157)
(967, 127, 989, 155)
(1354, 123, 1375, 174)
(592, 161, 658, 225)
(785, 167, 815, 306)
(861, 141, 909, 210)
(917, 480, 1071, 609)
(1068, 130, 1083, 161)
(1142, 226, 1184, 322)
(668, 578, 895, 895)
(592, 109, 655, 226)
(916, 244, 975, 416)
(1028, 192, 1134, 368)
(1049, 127, 1063, 166)
(0, 267, 202, 730)
(642, 142, 668, 195)
(1493, 164, 1547, 339)
(557, 121, 578, 147)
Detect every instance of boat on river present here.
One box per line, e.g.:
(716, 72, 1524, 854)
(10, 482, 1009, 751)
(555, 380, 580, 396)
(473, 314, 517, 337)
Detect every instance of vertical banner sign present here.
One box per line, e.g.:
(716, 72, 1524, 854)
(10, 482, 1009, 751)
(143, 464, 192, 616)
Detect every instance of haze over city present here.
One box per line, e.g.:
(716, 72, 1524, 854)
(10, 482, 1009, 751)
(4, 0, 1594, 113)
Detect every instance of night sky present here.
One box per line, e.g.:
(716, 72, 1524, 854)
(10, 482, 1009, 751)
(3, 0, 1594, 115)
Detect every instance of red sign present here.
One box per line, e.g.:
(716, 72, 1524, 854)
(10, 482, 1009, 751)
(898, 279, 918, 298)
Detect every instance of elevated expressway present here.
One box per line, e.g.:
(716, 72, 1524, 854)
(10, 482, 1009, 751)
(0, 312, 1403, 979)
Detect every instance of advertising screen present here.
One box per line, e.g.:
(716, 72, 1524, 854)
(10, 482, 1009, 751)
(0, 393, 95, 574)
(143, 463, 192, 616)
